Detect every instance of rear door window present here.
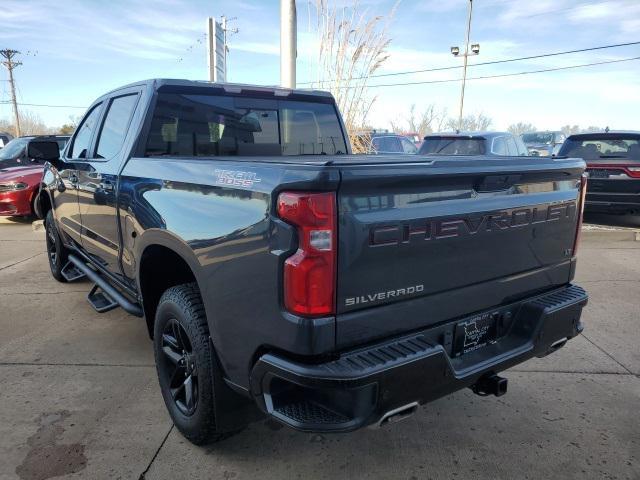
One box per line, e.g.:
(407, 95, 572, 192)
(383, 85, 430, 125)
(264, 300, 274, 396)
(95, 94, 139, 160)
(491, 136, 508, 156)
(514, 136, 529, 156)
(505, 136, 519, 156)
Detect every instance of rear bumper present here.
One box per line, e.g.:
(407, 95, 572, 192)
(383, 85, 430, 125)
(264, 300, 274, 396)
(250, 284, 588, 432)
(586, 179, 640, 212)
(585, 194, 640, 212)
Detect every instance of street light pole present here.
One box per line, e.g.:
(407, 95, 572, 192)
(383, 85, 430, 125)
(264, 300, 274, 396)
(450, 1, 479, 131)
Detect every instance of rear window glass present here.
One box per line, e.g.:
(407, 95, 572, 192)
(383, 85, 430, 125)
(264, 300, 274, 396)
(522, 132, 554, 144)
(372, 136, 401, 153)
(419, 137, 485, 155)
(145, 93, 347, 157)
(559, 135, 640, 161)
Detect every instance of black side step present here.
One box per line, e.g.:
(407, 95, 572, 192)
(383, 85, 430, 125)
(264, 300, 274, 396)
(87, 284, 119, 313)
(60, 261, 87, 282)
(68, 254, 143, 317)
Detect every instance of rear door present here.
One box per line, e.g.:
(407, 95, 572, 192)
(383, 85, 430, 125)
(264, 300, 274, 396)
(76, 90, 141, 276)
(334, 156, 585, 347)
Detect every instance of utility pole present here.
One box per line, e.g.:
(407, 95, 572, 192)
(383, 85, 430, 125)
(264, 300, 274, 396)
(450, 0, 479, 131)
(280, 0, 297, 88)
(0, 49, 22, 137)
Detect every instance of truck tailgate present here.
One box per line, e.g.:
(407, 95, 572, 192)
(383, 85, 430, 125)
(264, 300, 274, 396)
(335, 156, 585, 348)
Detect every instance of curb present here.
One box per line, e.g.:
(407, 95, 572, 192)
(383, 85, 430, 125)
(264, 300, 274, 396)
(581, 227, 640, 242)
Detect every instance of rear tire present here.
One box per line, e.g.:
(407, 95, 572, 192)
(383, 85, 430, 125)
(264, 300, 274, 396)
(45, 210, 69, 283)
(153, 283, 237, 445)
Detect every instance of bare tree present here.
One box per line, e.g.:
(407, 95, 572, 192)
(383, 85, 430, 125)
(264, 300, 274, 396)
(313, 0, 398, 153)
(561, 125, 604, 135)
(391, 103, 448, 138)
(507, 122, 536, 136)
(560, 125, 581, 136)
(0, 110, 57, 136)
(445, 112, 492, 132)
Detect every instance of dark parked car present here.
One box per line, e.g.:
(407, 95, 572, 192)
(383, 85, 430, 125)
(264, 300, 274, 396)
(419, 132, 529, 156)
(0, 135, 70, 169)
(0, 131, 13, 149)
(558, 131, 640, 214)
(38, 79, 587, 445)
(521, 131, 566, 157)
(358, 132, 418, 154)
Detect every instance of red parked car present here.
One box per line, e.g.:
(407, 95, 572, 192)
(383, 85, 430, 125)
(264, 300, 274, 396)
(0, 136, 69, 217)
(0, 165, 45, 216)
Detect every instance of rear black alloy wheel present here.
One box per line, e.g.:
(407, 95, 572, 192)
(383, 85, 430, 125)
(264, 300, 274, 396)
(159, 318, 198, 416)
(153, 283, 239, 445)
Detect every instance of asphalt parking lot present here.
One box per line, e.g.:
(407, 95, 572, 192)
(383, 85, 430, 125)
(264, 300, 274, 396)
(0, 215, 638, 480)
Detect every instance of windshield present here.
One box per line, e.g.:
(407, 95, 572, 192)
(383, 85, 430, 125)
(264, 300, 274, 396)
(0, 137, 29, 161)
(559, 135, 640, 161)
(419, 137, 485, 155)
(522, 133, 554, 144)
(145, 93, 347, 157)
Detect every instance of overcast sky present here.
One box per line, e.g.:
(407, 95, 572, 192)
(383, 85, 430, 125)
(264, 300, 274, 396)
(1, 0, 638, 131)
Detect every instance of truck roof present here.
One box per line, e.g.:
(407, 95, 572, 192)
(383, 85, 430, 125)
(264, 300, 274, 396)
(104, 78, 335, 100)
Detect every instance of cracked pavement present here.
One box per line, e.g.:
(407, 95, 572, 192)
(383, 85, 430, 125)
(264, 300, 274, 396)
(0, 216, 638, 480)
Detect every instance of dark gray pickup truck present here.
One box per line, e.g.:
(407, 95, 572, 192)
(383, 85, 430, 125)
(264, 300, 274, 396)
(36, 79, 588, 445)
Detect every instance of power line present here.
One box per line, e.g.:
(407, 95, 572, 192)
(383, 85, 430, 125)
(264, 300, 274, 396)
(299, 40, 640, 85)
(335, 56, 640, 89)
(3, 55, 638, 107)
(0, 101, 87, 108)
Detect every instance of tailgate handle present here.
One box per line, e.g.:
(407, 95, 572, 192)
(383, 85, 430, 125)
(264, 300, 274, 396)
(476, 174, 522, 192)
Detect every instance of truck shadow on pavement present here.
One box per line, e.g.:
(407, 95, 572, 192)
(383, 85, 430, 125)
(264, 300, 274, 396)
(583, 212, 640, 228)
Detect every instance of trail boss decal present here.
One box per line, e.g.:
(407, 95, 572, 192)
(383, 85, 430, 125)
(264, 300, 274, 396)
(214, 169, 262, 188)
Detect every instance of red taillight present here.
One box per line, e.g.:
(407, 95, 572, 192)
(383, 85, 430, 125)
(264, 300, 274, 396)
(587, 164, 640, 178)
(278, 191, 336, 316)
(626, 166, 640, 178)
(573, 174, 588, 256)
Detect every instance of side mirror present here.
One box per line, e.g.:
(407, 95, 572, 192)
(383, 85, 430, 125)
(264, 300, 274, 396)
(27, 141, 60, 162)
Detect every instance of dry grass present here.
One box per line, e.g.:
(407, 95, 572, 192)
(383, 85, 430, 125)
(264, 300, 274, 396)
(312, 0, 398, 153)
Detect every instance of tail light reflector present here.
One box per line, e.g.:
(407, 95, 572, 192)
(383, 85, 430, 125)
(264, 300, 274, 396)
(573, 173, 588, 256)
(277, 192, 336, 316)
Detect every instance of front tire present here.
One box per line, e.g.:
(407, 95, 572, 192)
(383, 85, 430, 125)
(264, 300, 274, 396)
(153, 283, 235, 445)
(45, 210, 68, 282)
